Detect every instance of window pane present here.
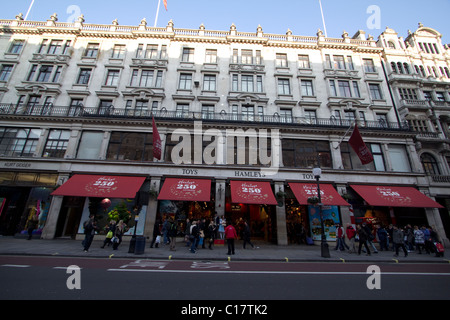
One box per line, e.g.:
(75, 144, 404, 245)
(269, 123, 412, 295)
(77, 131, 103, 159)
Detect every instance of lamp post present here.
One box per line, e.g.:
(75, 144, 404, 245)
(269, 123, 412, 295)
(312, 167, 330, 258)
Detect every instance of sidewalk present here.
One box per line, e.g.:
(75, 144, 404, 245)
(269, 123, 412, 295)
(0, 236, 447, 263)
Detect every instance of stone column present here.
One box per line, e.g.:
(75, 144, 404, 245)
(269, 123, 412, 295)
(41, 195, 64, 239)
(143, 177, 161, 239)
(274, 181, 288, 245)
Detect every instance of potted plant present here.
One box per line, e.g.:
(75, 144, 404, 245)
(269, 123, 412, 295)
(307, 196, 320, 205)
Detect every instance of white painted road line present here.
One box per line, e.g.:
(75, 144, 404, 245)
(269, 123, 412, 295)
(1, 264, 30, 268)
(107, 268, 450, 276)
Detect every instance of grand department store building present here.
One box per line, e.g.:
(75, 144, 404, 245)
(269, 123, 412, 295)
(0, 13, 449, 246)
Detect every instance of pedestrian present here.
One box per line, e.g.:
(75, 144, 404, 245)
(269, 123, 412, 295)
(112, 220, 126, 250)
(225, 222, 238, 255)
(376, 225, 388, 251)
(218, 216, 225, 239)
(169, 217, 177, 251)
(150, 219, 161, 248)
(387, 224, 394, 251)
(27, 214, 39, 240)
(425, 226, 438, 255)
(345, 224, 357, 253)
(404, 224, 414, 252)
(101, 220, 116, 248)
(207, 220, 217, 250)
(162, 216, 170, 245)
(392, 225, 408, 257)
(184, 218, 191, 247)
(422, 225, 431, 254)
(356, 224, 371, 256)
(413, 225, 425, 254)
(199, 218, 206, 249)
(190, 220, 199, 253)
(82, 215, 98, 252)
(363, 223, 378, 253)
(243, 221, 257, 249)
(335, 223, 349, 251)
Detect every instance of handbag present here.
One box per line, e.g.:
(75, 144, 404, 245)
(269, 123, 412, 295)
(155, 235, 161, 244)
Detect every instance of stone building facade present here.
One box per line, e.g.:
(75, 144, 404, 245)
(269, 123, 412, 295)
(0, 13, 448, 246)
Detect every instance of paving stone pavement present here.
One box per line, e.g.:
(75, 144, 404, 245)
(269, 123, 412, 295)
(0, 236, 447, 263)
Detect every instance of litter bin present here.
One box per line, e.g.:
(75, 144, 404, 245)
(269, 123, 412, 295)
(134, 235, 146, 255)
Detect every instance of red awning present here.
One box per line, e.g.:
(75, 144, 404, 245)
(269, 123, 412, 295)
(350, 185, 443, 208)
(51, 175, 146, 198)
(158, 178, 211, 201)
(289, 183, 350, 206)
(230, 180, 278, 205)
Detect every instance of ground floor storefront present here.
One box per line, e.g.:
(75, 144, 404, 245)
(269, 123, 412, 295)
(2, 167, 449, 247)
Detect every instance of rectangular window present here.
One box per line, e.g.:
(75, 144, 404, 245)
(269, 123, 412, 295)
(205, 49, 217, 63)
(176, 104, 190, 118)
(155, 70, 163, 88)
(334, 55, 346, 69)
(111, 44, 126, 59)
(37, 65, 53, 82)
(304, 110, 317, 124)
(298, 55, 310, 68)
(85, 43, 100, 58)
(276, 53, 288, 67)
(106, 132, 154, 161)
(341, 142, 385, 171)
(145, 45, 158, 59)
(280, 109, 293, 123)
(242, 75, 254, 92)
(47, 40, 63, 55)
(43, 130, 70, 158)
(105, 70, 120, 86)
(338, 80, 351, 97)
(179, 73, 192, 90)
(139, 70, 154, 87)
(182, 48, 194, 62)
(0, 128, 42, 157)
(77, 68, 92, 85)
(278, 78, 291, 95)
(9, 40, 25, 54)
(282, 139, 331, 168)
(301, 80, 314, 96)
(369, 83, 383, 100)
(329, 80, 337, 96)
(0, 65, 13, 81)
(232, 74, 238, 91)
(389, 145, 411, 172)
(352, 81, 360, 98)
(241, 50, 253, 64)
(363, 59, 376, 72)
(203, 74, 216, 91)
(202, 105, 215, 120)
(77, 131, 104, 159)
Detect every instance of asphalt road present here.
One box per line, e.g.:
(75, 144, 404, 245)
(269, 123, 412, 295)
(1, 255, 449, 304)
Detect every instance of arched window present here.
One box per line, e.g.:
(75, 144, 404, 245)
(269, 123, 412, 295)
(421, 153, 440, 175)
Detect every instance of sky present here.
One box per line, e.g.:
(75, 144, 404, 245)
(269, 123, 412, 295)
(1, 0, 449, 44)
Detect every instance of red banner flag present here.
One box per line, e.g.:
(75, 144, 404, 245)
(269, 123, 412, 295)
(152, 117, 162, 160)
(348, 124, 373, 165)
(163, 0, 168, 10)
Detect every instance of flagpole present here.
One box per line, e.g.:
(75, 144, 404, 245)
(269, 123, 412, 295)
(318, 0, 328, 37)
(334, 123, 354, 149)
(154, 0, 161, 27)
(24, 0, 35, 21)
